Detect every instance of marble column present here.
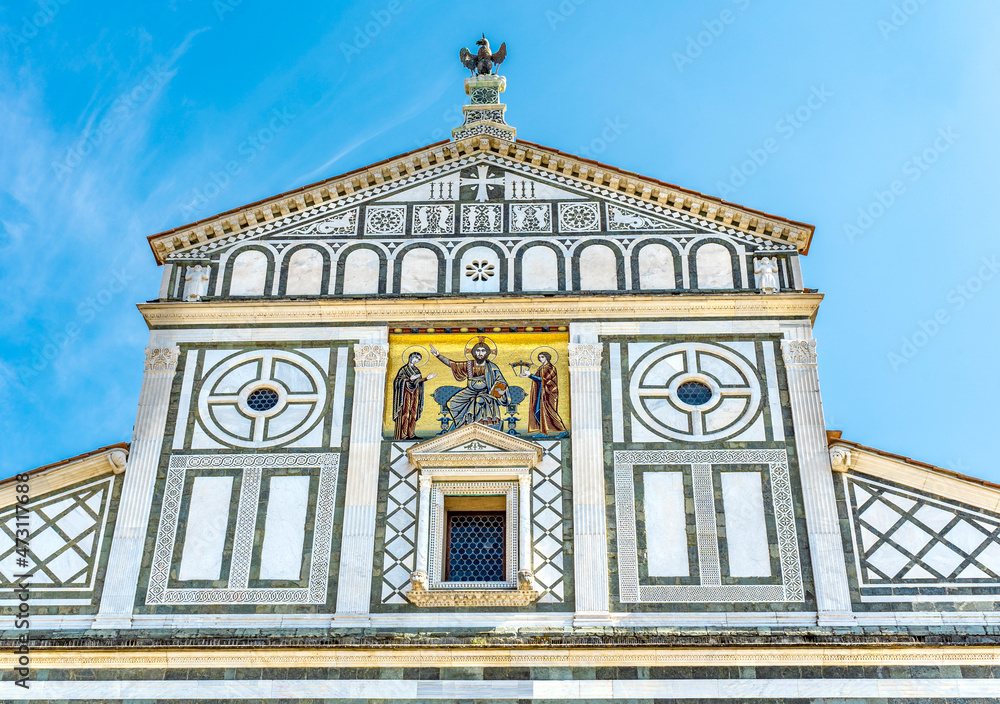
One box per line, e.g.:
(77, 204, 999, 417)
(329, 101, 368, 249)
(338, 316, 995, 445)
(781, 338, 855, 625)
(412, 474, 433, 586)
(93, 346, 179, 629)
(518, 473, 532, 583)
(568, 342, 611, 624)
(333, 343, 389, 624)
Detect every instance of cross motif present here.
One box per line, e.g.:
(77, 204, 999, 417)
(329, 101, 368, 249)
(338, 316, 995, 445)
(460, 165, 504, 202)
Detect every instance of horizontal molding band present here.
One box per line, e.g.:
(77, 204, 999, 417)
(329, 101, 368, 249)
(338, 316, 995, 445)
(6, 678, 996, 699)
(13, 645, 1000, 670)
(138, 293, 823, 328)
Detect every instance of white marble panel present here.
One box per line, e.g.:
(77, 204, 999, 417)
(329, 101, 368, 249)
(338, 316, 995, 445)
(210, 405, 252, 440)
(178, 476, 234, 581)
(229, 250, 268, 296)
(459, 245, 501, 293)
(637, 243, 675, 289)
(721, 471, 770, 577)
(698, 353, 746, 385)
(579, 244, 618, 290)
(342, 248, 380, 294)
(643, 472, 689, 577)
(274, 360, 313, 392)
(259, 476, 311, 580)
(521, 245, 558, 291)
(285, 248, 323, 295)
(695, 243, 734, 288)
(703, 397, 748, 432)
(398, 247, 439, 293)
(266, 403, 311, 437)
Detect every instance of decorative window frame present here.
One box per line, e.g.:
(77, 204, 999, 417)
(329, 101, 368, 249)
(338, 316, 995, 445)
(428, 481, 518, 590)
(404, 425, 542, 607)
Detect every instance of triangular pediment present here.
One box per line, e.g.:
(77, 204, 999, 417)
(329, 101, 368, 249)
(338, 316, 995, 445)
(407, 423, 543, 469)
(149, 137, 814, 263)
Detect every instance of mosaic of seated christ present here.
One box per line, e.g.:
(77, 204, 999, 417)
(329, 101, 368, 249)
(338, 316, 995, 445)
(384, 331, 570, 440)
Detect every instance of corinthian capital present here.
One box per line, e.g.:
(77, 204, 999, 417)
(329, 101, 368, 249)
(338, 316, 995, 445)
(144, 346, 180, 372)
(781, 339, 817, 366)
(353, 343, 389, 370)
(568, 343, 603, 370)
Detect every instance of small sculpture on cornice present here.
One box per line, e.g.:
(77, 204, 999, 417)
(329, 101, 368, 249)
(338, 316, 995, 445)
(182, 264, 211, 302)
(460, 34, 507, 76)
(754, 256, 780, 294)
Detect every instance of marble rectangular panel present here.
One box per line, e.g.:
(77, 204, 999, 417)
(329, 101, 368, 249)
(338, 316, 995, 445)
(178, 476, 234, 581)
(643, 472, 689, 577)
(259, 476, 311, 580)
(721, 471, 770, 578)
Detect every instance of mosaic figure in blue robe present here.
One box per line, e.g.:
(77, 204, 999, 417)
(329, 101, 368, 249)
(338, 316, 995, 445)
(430, 338, 509, 430)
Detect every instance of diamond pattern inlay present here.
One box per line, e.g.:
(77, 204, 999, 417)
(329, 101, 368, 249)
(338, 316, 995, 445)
(847, 474, 1000, 586)
(0, 477, 113, 592)
(381, 442, 419, 604)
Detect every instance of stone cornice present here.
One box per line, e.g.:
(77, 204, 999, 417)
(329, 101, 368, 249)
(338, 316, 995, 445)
(831, 441, 1000, 514)
(0, 445, 127, 507)
(15, 645, 1000, 670)
(138, 293, 823, 329)
(146, 136, 815, 263)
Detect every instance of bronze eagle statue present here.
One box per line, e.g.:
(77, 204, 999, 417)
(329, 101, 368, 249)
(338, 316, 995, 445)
(459, 34, 507, 76)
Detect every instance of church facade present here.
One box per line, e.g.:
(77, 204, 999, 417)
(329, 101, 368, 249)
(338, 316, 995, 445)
(3, 55, 1000, 702)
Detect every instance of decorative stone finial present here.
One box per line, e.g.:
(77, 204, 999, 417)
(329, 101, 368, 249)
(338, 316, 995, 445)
(459, 34, 507, 76)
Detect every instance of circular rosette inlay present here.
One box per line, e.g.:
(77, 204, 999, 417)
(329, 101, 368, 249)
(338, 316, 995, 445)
(197, 350, 328, 448)
(628, 343, 761, 441)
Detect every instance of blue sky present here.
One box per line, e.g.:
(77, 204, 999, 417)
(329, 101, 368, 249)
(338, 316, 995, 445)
(1, 1, 998, 481)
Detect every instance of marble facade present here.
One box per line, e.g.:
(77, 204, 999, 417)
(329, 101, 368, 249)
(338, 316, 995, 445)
(2, 66, 998, 703)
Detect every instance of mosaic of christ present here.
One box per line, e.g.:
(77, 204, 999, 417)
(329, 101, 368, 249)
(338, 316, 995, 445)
(384, 331, 570, 440)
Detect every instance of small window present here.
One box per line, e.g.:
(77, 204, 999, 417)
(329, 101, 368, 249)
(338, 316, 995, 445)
(444, 511, 505, 582)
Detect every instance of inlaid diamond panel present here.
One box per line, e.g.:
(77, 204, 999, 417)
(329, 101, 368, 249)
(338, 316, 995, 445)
(846, 474, 1000, 595)
(0, 477, 113, 593)
(531, 441, 565, 602)
(381, 442, 419, 604)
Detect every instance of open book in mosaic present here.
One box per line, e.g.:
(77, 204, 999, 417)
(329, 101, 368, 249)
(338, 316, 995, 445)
(842, 472, 1000, 602)
(0, 474, 118, 601)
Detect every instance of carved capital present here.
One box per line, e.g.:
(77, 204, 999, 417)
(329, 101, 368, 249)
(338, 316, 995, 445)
(144, 346, 180, 372)
(353, 343, 389, 370)
(781, 339, 817, 366)
(829, 446, 855, 473)
(108, 449, 128, 474)
(568, 343, 603, 370)
(419, 474, 434, 491)
(517, 569, 535, 591)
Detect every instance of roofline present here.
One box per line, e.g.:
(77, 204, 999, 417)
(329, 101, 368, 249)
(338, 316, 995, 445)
(146, 135, 816, 264)
(827, 431, 999, 492)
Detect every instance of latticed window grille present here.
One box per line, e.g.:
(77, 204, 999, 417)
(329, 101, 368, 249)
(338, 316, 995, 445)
(444, 512, 505, 582)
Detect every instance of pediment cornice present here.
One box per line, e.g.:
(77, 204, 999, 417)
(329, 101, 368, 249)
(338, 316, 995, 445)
(148, 136, 815, 263)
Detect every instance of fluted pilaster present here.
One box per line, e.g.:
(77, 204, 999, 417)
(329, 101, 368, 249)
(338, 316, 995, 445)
(781, 338, 855, 625)
(333, 343, 389, 621)
(93, 347, 179, 629)
(567, 342, 610, 623)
